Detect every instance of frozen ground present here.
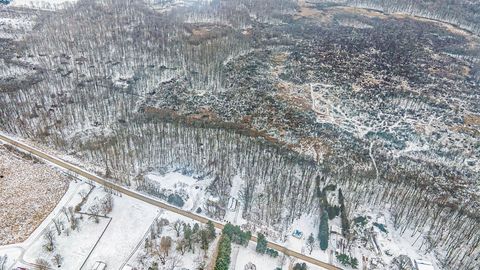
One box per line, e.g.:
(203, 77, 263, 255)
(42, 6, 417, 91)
(231, 242, 327, 270)
(18, 182, 160, 269)
(276, 208, 440, 269)
(1, 174, 161, 270)
(82, 189, 159, 270)
(232, 242, 283, 270)
(22, 183, 109, 269)
(0, 144, 68, 245)
(9, 0, 79, 10)
(283, 214, 332, 263)
(358, 208, 440, 269)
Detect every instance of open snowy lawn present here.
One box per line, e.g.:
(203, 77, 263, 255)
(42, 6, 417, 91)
(24, 216, 109, 269)
(22, 183, 109, 269)
(19, 182, 162, 270)
(82, 190, 159, 270)
(231, 242, 284, 270)
(231, 241, 333, 270)
(0, 247, 22, 270)
(0, 145, 68, 245)
(282, 214, 332, 263)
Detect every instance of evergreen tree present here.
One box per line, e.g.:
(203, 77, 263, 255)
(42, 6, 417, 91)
(293, 262, 307, 270)
(326, 205, 340, 220)
(242, 231, 252, 246)
(193, 223, 200, 233)
(214, 235, 232, 270)
(256, 233, 268, 254)
(338, 189, 350, 237)
(200, 229, 210, 251)
(183, 224, 193, 251)
(148, 262, 159, 270)
(350, 257, 359, 269)
(207, 220, 216, 240)
(318, 211, 329, 251)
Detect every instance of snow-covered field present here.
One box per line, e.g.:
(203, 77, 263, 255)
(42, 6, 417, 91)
(82, 190, 159, 270)
(22, 183, 110, 269)
(17, 183, 160, 269)
(0, 144, 68, 245)
(231, 242, 283, 270)
(0, 173, 160, 270)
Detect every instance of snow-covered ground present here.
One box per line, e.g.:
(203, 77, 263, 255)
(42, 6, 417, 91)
(283, 214, 332, 264)
(2, 179, 161, 270)
(9, 0, 78, 10)
(231, 242, 328, 270)
(361, 208, 440, 269)
(22, 183, 109, 269)
(125, 210, 218, 270)
(0, 179, 82, 268)
(0, 133, 441, 270)
(223, 175, 248, 226)
(143, 171, 213, 212)
(232, 242, 283, 270)
(0, 247, 22, 270)
(265, 208, 439, 270)
(82, 190, 159, 270)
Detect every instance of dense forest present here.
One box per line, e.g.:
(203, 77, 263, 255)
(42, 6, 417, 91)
(0, 0, 478, 269)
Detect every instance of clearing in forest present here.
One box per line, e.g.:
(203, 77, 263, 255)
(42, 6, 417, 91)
(0, 144, 68, 245)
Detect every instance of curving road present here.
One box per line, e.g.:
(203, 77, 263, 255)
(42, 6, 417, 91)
(0, 133, 342, 270)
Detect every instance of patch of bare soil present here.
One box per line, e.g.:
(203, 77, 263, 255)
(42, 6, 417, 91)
(465, 114, 480, 126)
(0, 145, 68, 245)
(184, 23, 230, 45)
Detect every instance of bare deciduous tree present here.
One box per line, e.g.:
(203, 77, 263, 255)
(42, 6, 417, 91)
(61, 206, 70, 222)
(52, 218, 63, 236)
(0, 255, 7, 270)
(176, 238, 188, 255)
(166, 255, 183, 270)
(52, 254, 63, 268)
(172, 220, 183, 238)
(88, 204, 101, 223)
(100, 193, 114, 215)
(35, 258, 51, 270)
(43, 228, 56, 252)
(155, 236, 172, 265)
(79, 190, 89, 201)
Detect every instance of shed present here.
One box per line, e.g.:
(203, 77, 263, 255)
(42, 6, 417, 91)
(292, 229, 303, 239)
(92, 261, 107, 270)
(415, 259, 435, 270)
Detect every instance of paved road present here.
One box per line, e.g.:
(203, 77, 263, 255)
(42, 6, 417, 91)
(0, 133, 342, 270)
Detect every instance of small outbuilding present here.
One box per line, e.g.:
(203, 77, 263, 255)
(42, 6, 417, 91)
(92, 261, 107, 270)
(414, 259, 435, 270)
(292, 229, 303, 239)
